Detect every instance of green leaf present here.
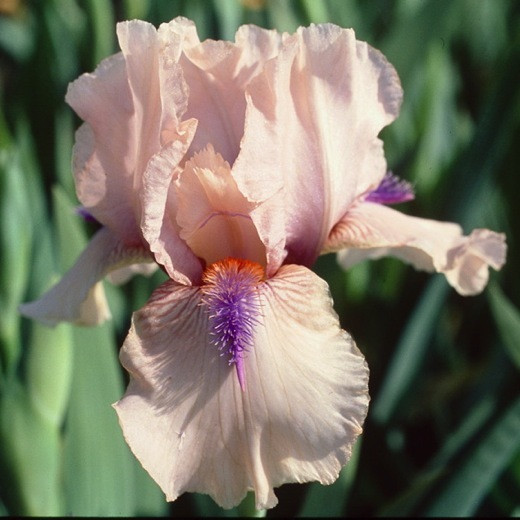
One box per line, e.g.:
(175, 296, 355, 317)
(52, 184, 87, 270)
(132, 459, 168, 517)
(425, 397, 520, 516)
(83, 0, 115, 66)
(41, 0, 85, 87)
(236, 492, 266, 518)
(26, 321, 73, 428)
(380, 396, 496, 516)
(62, 323, 135, 516)
(178, 0, 214, 40)
(0, 380, 63, 515)
(266, 0, 301, 32)
(213, 0, 243, 41)
(488, 283, 520, 370)
(408, 41, 472, 194)
(54, 107, 76, 198)
(371, 276, 449, 424)
(122, 0, 151, 21)
(0, 148, 33, 376)
(193, 493, 238, 517)
(300, 0, 330, 24)
(0, 16, 34, 62)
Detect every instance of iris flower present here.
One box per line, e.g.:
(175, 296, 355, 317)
(20, 18, 506, 509)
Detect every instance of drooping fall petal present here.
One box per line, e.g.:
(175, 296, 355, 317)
(19, 227, 154, 326)
(105, 262, 158, 285)
(113, 264, 368, 509)
(233, 23, 403, 272)
(326, 201, 506, 295)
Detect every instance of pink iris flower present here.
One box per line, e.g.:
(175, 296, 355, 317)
(20, 18, 506, 509)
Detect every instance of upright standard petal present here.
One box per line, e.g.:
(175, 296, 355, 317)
(327, 202, 506, 295)
(114, 264, 368, 509)
(19, 227, 154, 326)
(139, 119, 201, 285)
(179, 23, 283, 163)
(233, 24, 403, 271)
(66, 19, 191, 242)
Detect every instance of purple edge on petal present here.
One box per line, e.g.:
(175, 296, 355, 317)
(365, 171, 415, 205)
(75, 205, 100, 224)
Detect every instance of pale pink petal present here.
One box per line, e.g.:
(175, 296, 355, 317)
(443, 229, 507, 295)
(66, 19, 191, 242)
(77, 282, 112, 325)
(68, 60, 141, 241)
(106, 262, 158, 285)
(329, 202, 507, 296)
(19, 228, 153, 326)
(113, 265, 368, 509)
(180, 24, 283, 163)
(175, 145, 266, 268)
(233, 24, 402, 272)
(139, 119, 201, 285)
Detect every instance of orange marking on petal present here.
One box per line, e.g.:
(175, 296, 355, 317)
(202, 257, 265, 287)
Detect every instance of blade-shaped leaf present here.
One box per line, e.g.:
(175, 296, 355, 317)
(372, 276, 449, 425)
(63, 323, 135, 516)
(488, 283, 520, 370)
(0, 380, 63, 515)
(425, 397, 520, 516)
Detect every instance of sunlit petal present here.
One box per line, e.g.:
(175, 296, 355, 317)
(66, 19, 191, 242)
(329, 202, 506, 295)
(105, 262, 158, 285)
(19, 228, 153, 325)
(233, 24, 402, 270)
(140, 119, 201, 285)
(114, 264, 368, 509)
(180, 24, 283, 163)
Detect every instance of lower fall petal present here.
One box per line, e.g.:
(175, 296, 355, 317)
(113, 264, 368, 510)
(246, 265, 369, 508)
(19, 227, 153, 326)
(326, 202, 506, 296)
(105, 261, 158, 285)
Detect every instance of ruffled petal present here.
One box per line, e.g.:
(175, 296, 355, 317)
(328, 202, 507, 295)
(113, 265, 368, 509)
(233, 24, 402, 271)
(106, 262, 158, 285)
(66, 19, 191, 242)
(139, 119, 201, 285)
(19, 227, 153, 326)
(175, 145, 266, 268)
(180, 24, 283, 163)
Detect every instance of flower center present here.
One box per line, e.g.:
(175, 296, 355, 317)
(201, 258, 264, 391)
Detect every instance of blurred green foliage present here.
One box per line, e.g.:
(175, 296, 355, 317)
(0, 0, 518, 516)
